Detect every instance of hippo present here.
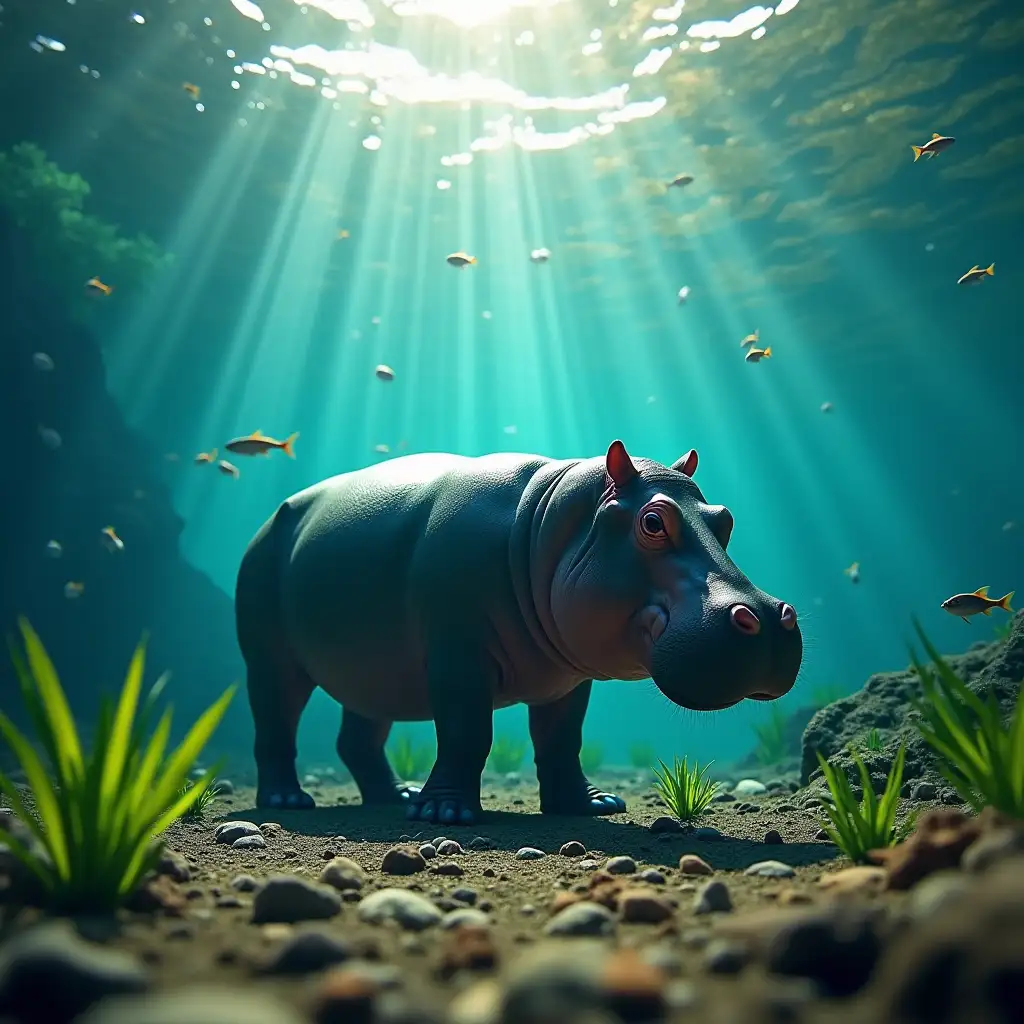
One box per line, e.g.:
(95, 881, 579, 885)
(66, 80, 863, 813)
(236, 440, 802, 824)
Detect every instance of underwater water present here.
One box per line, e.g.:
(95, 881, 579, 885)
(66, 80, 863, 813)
(2, 0, 1022, 772)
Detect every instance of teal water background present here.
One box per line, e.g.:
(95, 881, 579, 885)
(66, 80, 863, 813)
(5, 0, 1022, 768)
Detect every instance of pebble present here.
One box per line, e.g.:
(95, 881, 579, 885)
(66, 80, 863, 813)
(911, 781, 937, 801)
(637, 868, 666, 885)
(618, 888, 674, 924)
(693, 880, 733, 914)
(230, 874, 259, 892)
(694, 826, 722, 841)
(605, 855, 637, 875)
(233, 834, 266, 849)
(431, 836, 448, 848)
(434, 862, 464, 877)
(319, 856, 366, 891)
(382, 845, 427, 875)
(0, 921, 150, 1022)
(559, 840, 587, 857)
(649, 816, 684, 832)
(74, 986, 307, 1024)
(441, 908, 491, 930)
(214, 821, 262, 845)
(452, 887, 478, 905)
(908, 870, 972, 921)
(311, 967, 379, 1024)
(601, 947, 669, 1020)
(704, 938, 749, 974)
(679, 854, 713, 876)
(418, 843, 437, 860)
(515, 847, 545, 860)
(763, 829, 784, 845)
(468, 836, 496, 851)
(818, 866, 887, 897)
(155, 850, 191, 883)
(733, 779, 767, 797)
(745, 860, 795, 878)
(436, 840, 464, 856)
(711, 791, 736, 803)
(543, 901, 618, 937)
(251, 876, 342, 924)
(358, 888, 443, 931)
(259, 930, 352, 975)
(578, 858, 600, 870)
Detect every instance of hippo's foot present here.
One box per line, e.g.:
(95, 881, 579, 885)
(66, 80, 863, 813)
(539, 779, 627, 816)
(405, 771, 481, 825)
(360, 780, 422, 806)
(256, 784, 316, 810)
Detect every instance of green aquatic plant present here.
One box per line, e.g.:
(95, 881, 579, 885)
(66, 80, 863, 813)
(862, 727, 884, 753)
(388, 730, 435, 782)
(651, 757, 719, 822)
(580, 742, 604, 775)
(487, 734, 528, 774)
(993, 620, 1013, 643)
(910, 620, 1024, 817)
(816, 743, 906, 864)
(0, 142, 170, 318)
(177, 778, 222, 822)
(752, 705, 790, 765)
(0, 619, 235, 914)
(810, 684, 844, 709)
(628, 741, 655, 769)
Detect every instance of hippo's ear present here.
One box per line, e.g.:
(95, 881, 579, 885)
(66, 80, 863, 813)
(605, 440, 638, 488)
(671, 449, 698, 478)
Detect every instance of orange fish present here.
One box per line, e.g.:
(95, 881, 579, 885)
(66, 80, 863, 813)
(194, 448, 218, 464)
(446, 252, 477, 268)
(911, 132, 954, 162)
(101, 526, 124, 553)
(217, 459, 240, 478)
(225, 430, 298, 458)
(957, 263, 994, 286)
(941, 586, 1014, 623)
(85, 277, 113, 296)
(183, 82, 200, 99)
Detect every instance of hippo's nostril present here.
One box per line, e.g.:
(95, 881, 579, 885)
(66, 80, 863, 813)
(729, 604, 761, 636)
(780, 603, 798, 631)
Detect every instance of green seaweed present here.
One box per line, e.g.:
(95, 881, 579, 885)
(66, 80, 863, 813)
(810, 684, 844, 709)
(580, 742, 604, 775)
(816, 742, 906, 863)
(628, 741, 655, 769)
(651, 757, 719, 822)
(0, 142, 171, 318)
(862, 727, 884, 753)
(177, 778, 223, 822)
(487, 734, 528, 774)
(0, 619, 235, 914)
(993, 620, 1013, 643)
(910, 620, 1024, 817)
(388, 730, 435, 782)
(752, 705, 790, 765)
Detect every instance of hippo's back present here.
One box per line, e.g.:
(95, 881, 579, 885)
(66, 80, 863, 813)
(269, 451, 552, 718)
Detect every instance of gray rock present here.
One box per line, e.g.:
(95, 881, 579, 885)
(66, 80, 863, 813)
(559, 841, 587, 857)
(74, 986, 308, 1024)
(0, 921, 149, 1023)
(451, 887, 477, 905)
(441, 908, 491, 930)
(744, 860, 795, 878)
(251, 875, 342, 924)
(694, 880, 733, 914)
(711, 791, 736, 803)
(232, 833, 266, 850)
(637, 868, 666, 885)
(418, 843, 437, 860)
(911, 781, 937, 801)
(500, 946, 604, 1021)
(543, 901, 617, 937)
(704, 938, 749, 974)
(604, 855, 636, 875)
(733, 779, 767, 797)
(214, 821, 262, 845)
(515, 847, 545, 861)
(319, 856, 366, 891)
(649, 816, 684, 832)
(155, 850, 191, 883)
(436, 840, 464, 856)
(358, 888, 444, 931)
(259, 930, 352, 974)
(214, 778, 235, 795)
(578, 859, 601, 870)
(962, 828, 1024, 872)
(694, 826, 723, 841)
(230, 874, 259, 892)
(468, 836, 496, 851)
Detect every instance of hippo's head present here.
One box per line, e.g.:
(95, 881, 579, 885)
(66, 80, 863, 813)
(548, 440, 801, 710)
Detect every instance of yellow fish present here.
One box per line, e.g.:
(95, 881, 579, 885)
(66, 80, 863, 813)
(911, 133, 954, 162)
(957, 263, 994, 286)
(941, 586, 1013, 623)
(740, 329, 759, 348)
(446, 252, 477, 268)
(745, 346, 771, 363)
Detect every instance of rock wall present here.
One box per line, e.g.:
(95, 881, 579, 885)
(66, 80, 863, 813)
(0, 208, 252, 762)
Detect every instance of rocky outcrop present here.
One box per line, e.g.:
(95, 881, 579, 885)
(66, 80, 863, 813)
(800, 612, 1023, 786)
(0, 207, 250, 759)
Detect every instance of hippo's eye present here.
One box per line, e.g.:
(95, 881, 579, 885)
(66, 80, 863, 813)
(640, 511, 666, 537)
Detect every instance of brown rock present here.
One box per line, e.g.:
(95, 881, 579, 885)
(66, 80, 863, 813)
(678, 854, 713, 876)
(433, 862, 464, 877)
(550, 891, 582, 912)
(619, 888, 674, 924)
(436, 924, 498, 979)
(601, 947, 668, 1022)
(776, 888, 814, 906)
(869, 808, 986, 890)
(818, 866, 887, 898)
(381, 845, 427, 876)
(589, 876, 628, 910)
(313, 966, 378, 1024)
(123, 875, 186, 916)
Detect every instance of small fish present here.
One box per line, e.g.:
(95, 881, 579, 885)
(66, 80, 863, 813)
(668, 173, 694, 188)
(911, 133, 954, 162)
(337, 229, 350, 240)
(85, 276, 113, 296)
(530, 247, 551, 263)
(745, 346, 771, 363)
(194, 448, 218, 464)
(820, 401, 834, 413)
(677, 285, 690, 304)
(32, 352, 54, 371)
(957, 263, 994, 286)
(844, 562, 860, 584)
(740, 329, 759, 348)
(446, 252, 477, 268)
(217, 459, 240, 478)
(375, 364, 395, 381)
(101, 526, 124, 553)
(46, 540, 62, 558)
(39, 426, 61, 449)
(941, 586, 1014, 623)
(225, 429, 298, 458)
(374, 444, 390, 454)
(64, 581, 85, 599)
(183, 82, 200, 99)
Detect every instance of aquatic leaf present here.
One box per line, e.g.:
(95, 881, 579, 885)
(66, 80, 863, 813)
(651, 756, 719, 822)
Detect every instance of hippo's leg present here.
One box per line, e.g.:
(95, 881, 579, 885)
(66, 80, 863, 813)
(530, 681, 627, 816)
(406, 640, 495, 826)
(336, 709, 421, 805)
(245, 652, 317, 810)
